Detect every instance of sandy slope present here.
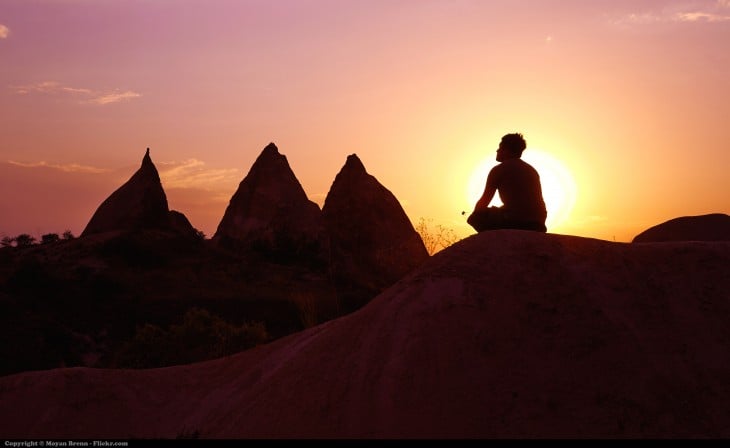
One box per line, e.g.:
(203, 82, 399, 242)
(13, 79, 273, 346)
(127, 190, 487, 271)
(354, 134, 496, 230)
(1, 231, 729, 438)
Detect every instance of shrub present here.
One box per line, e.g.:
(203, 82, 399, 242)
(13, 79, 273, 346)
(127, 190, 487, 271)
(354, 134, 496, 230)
(41, 233, 60, 244)
(1, 236, 14, 248)
(116, 307, 270, 368)
(14, 234, 36, 247)
(415, 217, 461, 255)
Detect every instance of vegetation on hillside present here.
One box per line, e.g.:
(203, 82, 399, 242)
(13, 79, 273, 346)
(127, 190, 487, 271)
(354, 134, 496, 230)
(115, 307, 270, 368)
(415, 217, 461, 255)
(0, 229, 365, 376)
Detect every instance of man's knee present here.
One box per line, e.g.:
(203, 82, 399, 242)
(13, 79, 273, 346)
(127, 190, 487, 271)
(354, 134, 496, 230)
(468, 209, 546, 233)
(467, 208, 503, 232)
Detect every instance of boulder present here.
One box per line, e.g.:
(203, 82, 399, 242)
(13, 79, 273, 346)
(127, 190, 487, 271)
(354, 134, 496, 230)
(633, 213, 730, 242)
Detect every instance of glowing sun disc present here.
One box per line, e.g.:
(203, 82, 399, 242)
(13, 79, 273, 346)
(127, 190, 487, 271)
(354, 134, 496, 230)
(466, 149, 577, 230)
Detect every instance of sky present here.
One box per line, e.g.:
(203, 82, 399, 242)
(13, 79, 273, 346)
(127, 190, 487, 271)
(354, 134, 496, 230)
(1, 0, 729, 243)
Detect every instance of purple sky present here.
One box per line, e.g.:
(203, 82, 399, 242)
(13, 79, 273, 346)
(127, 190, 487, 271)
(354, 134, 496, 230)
(2, 0, 729, 241)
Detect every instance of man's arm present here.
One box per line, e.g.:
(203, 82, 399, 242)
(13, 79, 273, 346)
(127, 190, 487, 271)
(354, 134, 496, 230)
(472, 167, 498, 212)
(473, 185, 496, 212)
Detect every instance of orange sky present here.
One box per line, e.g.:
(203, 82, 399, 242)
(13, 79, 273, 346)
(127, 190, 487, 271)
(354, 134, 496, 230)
(1, 0, 729, 242)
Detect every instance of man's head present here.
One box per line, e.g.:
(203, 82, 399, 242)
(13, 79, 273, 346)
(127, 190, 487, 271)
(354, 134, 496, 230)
(496, 133, 526, 162)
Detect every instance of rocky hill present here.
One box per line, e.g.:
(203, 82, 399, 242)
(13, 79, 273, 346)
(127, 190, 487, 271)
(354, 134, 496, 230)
(2, 231, 728, 438)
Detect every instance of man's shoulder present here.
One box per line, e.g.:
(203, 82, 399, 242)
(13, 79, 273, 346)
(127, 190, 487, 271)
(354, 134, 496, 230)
(508, 158, 538, 172)
(487, 162, 505, 178)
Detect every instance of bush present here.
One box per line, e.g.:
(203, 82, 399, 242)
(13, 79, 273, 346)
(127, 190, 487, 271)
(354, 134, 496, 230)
(14, 234, 36, 247)
(41, 233, 60, 244)
(1, 235, 14, 248)
(115, 307, 270, 368)
(415, 217, 461, 255)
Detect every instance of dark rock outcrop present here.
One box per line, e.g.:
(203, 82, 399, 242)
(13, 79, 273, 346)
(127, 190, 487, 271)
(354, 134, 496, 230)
(321, 154, 428, 290)
(82, 148, 196, 237)
(633, 213, 730, 243)
(167, 210, 200, 240)
(212, 143, 324, 258)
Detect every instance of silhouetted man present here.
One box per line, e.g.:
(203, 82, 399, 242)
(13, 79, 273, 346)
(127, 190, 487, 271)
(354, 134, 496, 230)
(467, 133, 547, 233)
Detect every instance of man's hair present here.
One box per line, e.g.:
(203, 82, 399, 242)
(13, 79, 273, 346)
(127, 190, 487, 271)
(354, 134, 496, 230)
(501, 133, 527, 155)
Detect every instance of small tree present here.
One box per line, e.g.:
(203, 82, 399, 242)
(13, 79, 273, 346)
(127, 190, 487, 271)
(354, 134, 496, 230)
(62, 230, 75, 240)
(1, 236, 14, 248)
(416, 217, 460, 255)
(14, 234, 36, 247)
(41, 233, 60, 244)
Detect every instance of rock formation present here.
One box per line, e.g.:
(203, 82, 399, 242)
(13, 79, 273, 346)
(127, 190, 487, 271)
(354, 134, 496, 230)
(632, 213, 730, 242)
(167, 210, 200, 240)
(321, 154, 428, 291)
(82, 148, 196, 237)
(2, 231, 730, 438)
(212, 143, 324, 257)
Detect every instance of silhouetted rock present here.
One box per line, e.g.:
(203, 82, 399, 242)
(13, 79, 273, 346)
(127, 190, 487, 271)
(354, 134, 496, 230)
(81, 149, 197, 238)
(321, 154, 428, 291)
(3, 232, 730, 438)
(633, 213, 730, 243)
(212, 143, 324, 258)
(82, 149, 169, 236)
(167, 210, 199, 239)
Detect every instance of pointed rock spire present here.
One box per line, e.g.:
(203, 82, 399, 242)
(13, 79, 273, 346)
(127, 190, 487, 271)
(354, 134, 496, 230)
(260, 142, 279, 157)
(322, 154, 428, 292)
(142, 147, 152, 164)
(213, 143, 323, 254)
(82, 148, 195, 237)
(341, 153, 366, 174)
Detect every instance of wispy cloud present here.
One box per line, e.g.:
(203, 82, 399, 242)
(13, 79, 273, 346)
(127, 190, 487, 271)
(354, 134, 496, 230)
(616, 1, 730, 25)
(7, 157, 239, 191)
(7, 160, 110, 174)
(63, 86, 94, 95)
(158, 159, 240, 191)
(10, 81, 142, 105)
(675, 11, 730, 22)
(12, 81, 63, 94)
(0, 24, 9, 39)
(89, 90, 142, 105)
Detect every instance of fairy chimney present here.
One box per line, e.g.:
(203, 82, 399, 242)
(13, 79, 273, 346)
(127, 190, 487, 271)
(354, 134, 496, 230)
(83, 148, 174, 236)
(321, 154, 428, 289)
(212, 143, 324, 255)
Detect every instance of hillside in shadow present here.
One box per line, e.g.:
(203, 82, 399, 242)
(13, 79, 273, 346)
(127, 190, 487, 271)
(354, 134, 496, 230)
(2, 231, 729, 438)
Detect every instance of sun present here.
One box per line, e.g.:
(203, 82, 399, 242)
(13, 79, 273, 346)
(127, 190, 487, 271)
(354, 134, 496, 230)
(466, 149, 577, 230)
